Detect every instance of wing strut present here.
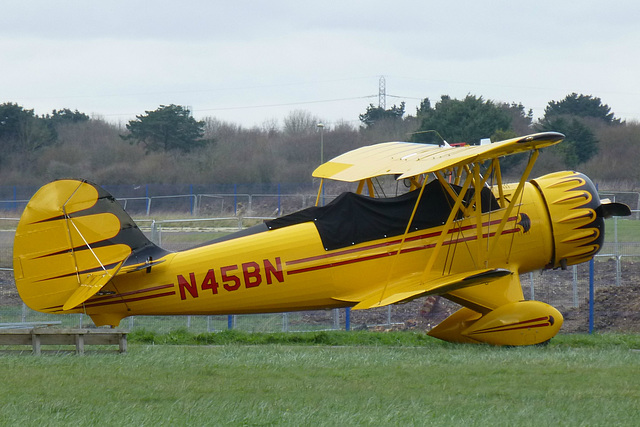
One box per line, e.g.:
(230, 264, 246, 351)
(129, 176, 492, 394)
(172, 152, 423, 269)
(488, 149, 539, 259)
(493, 158, 505, 208)
(61, 193, 126, 311)
(353, 179, 376, 196)
(315, 179, 325, 206)
(421, 171, 474, 277)
(375, 173, 433, 304)
(472, 163, 487, 267)
(61, 181, 86, 287)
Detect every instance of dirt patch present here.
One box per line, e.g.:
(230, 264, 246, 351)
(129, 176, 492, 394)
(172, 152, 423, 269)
(557, 259, 640, 333)
(562, 280, 640, 333)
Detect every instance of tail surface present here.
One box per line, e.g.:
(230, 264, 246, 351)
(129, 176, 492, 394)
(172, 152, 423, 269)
(13, 179, 169, 314)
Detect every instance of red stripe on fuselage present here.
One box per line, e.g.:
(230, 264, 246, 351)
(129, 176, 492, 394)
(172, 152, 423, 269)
(46, 283, 176, 312)
(88, 283, 175, 303)
(286, 218, 519, 275)
(82, 291, 176, 309)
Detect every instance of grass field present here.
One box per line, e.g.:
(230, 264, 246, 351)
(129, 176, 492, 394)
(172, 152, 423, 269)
(605, 218, 640, 241)
(1, 333, 639, 426)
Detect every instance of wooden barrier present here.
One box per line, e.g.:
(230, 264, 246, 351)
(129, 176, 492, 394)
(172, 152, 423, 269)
(0, 328, 128, 354)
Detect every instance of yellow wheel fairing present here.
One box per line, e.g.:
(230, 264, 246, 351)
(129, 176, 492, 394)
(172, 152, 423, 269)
(429, 301, 563, 346)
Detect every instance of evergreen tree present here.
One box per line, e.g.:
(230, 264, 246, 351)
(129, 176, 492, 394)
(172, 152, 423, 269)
(0, 102, 56, 154)
(544, 93, 619, 124)
(413, 95, 512, 145)
(123, 104, 207, 153)
(359, 102, 405, 128)
(538, 116, 598, 168)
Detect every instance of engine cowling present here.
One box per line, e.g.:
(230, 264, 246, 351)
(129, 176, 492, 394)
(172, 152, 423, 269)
(532, 171, 605, 269)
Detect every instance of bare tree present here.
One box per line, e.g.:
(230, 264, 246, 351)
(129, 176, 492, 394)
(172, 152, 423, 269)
(283, 110, 321, 135)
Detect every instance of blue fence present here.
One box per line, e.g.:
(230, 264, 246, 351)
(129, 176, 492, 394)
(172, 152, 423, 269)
(0, 182, 333, 217)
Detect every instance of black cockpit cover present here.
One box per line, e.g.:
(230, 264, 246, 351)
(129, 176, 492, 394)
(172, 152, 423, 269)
(266, 181, 469, 251)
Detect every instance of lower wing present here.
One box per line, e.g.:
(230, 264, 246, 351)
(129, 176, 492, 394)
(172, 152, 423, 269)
(334, 268, 512, 310)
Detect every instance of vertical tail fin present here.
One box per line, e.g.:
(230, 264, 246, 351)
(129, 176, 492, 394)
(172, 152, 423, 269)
(13, 179, 169, 314)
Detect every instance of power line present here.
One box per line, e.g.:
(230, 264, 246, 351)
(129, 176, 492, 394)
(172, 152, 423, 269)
(189, 95, 378, 113)
(101, 95, 377, 117)
(13, 76, 381, 102)
(387, 94, 423, 101)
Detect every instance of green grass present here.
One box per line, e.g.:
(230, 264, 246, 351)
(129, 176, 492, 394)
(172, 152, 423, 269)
(1, 333, 639, 426)
(129, 329, 439, 347)
(604, 218, 640, 242)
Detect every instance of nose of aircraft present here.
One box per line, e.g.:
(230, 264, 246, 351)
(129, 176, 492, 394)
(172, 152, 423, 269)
(532, 171, 631, 270)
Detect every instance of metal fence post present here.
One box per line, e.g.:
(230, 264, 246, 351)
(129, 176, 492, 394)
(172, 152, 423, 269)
(589, 258, 595, 334)
(151, 220, 159, 245)
(189, 184, 194, 215)
(145, 185, 151, 216)
(233, 184, 237, 215)
(345, 308, 351, 331)
(529, 272, 535, 300)
(572, 265, 578, 307)
(277, 183, 281, 216)
(614, 213, 621, 286)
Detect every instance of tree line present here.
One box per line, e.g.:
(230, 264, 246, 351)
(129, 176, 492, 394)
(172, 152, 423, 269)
(0, 93, 637, 188)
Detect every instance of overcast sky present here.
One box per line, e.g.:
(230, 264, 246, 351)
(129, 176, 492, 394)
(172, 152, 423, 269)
(2, 1, 639, 129)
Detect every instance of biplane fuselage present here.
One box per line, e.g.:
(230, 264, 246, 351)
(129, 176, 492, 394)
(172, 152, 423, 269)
(13, 132, 629, 345)
(87, 177, 581, 314)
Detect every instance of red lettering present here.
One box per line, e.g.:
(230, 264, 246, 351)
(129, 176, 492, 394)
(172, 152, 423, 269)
(264, 257, 284, 284)
(221, 265, 241, 291)
(178, 272, 198, 300)
(242, 262, 262, 288)
(201, 269, 219, 295)
(178, 257, 283, 298)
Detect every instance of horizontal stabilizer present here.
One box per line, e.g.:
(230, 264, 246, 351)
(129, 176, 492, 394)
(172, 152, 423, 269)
(341, 268, 512, 310)
(62, 261, 124, 310)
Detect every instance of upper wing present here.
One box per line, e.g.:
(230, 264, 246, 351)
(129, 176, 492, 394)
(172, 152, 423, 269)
(313, 132, 564, 182)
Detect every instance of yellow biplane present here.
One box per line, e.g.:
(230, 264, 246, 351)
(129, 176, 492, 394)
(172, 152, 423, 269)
(12, 132, 630, 345)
